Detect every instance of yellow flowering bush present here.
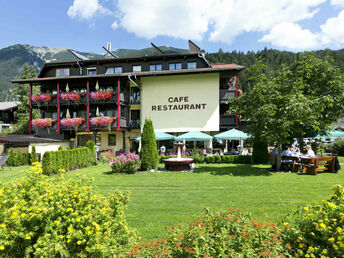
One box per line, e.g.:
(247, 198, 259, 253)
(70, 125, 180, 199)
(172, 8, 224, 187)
(282, 184, 344, 257)
(0, 163, 137, 256)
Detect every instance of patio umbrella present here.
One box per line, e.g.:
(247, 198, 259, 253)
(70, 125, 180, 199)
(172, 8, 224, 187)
(135, 131, 175, 141)
(214, 129, 250, 140)
(315, 130, 344, 138)
(175, 131, 213, 141)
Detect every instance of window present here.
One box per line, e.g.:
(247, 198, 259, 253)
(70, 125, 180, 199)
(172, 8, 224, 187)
(78, 134, 93, 147)
(187, 62, 197, 69)
(87, 67, 97, 75)
(105, 67, 122, 74)
(56, 68, 70, 77)
(149, 64, 162, 71)
(108, 134, 116, 146)
(169, 63, 182, 70)
(133, 65, 141, 72)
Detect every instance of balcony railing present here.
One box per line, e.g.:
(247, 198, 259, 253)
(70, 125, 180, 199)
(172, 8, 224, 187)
(220, 89, 236, 104)
(128, 119, 140, 129)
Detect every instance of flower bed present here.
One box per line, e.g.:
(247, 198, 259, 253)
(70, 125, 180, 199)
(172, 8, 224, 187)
(90, 116, 115, 127)
(109, 152, 140, 174)
(60, 92, 82, 103)
(60, 117, 85, 129)
(31, 118, 55, 128)
(31, 93, 55, 104)
(90, 90, 115, 101)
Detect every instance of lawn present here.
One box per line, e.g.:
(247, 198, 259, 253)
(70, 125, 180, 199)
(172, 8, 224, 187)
(1, 161, 344, 241)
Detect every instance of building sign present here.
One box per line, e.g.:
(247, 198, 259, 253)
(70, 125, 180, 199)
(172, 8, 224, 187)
(151, 96, 207, 111)
(141, 73, 219, 133)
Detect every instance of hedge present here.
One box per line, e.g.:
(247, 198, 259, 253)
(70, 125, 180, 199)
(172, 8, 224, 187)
(42, 147, 95, 175)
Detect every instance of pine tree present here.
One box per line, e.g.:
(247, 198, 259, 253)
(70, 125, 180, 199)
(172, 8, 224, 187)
(7, 148, 15, 166)
(23, 150, 30, 165)
(140, 118, 158, 171)
(30, 146, 38, 164)
(15, 151, 23, 166)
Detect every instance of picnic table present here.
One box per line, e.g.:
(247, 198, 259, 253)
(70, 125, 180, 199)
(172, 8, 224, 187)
(299, 156, 337, 175)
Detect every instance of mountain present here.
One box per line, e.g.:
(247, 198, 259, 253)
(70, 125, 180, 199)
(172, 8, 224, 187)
(0, 44, 187, 101)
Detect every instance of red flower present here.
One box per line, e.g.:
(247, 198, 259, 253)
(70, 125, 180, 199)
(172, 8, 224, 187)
(90, 90, 115, 101)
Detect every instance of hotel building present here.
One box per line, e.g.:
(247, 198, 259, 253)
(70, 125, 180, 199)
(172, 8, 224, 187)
(12, 42, 245, 154)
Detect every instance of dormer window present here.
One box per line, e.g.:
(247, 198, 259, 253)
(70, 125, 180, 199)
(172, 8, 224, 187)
(87, 67, 97, 75)
(133, 65, 141, 72)
(106, 67, 122, 74)
(56, 68, 70, 77)
(169, 63, 182, 70)
(187, 62, 197, 69)
(150, 64, 162, 71)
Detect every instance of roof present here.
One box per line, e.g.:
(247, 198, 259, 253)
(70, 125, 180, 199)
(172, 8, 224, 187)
(12, 64, 245, 84)
(0, 102, 20, 111)
(0, 135, 64, 144)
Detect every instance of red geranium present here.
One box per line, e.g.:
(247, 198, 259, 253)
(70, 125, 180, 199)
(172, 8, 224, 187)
(90, 116, 115, 127)
(90, 90, 115, 101)
(60, 92, 81, 102)
(31, 118, 55, 128)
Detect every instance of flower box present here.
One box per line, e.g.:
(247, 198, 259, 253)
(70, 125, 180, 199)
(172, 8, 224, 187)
(90, 91, 115, 102)
(60, 117, 85, 129)
(31, 94, 55, 105)
(90, 116, 116, 128)
(60, 92, 83, 104)
(32, 118, 55, 128)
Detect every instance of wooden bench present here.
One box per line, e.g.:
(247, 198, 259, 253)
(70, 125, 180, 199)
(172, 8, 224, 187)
(281, 156, 300, 172)
(300, 156, 336, 175)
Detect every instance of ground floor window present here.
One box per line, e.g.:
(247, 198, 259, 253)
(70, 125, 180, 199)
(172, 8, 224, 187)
(108, 134, 116, 146)
(78, 134, 93, 146)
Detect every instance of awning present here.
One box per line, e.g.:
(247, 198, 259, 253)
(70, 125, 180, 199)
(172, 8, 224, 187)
(214, 129, 250, 140)
(135, 131, 175, 141)
(315, 130, 344, 138)
(175, 131, 213, 142)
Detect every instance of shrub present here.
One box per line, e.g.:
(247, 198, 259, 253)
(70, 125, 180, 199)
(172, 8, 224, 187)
(331, 138, 344, 156)
(42, 147, 94, 175)
(252, 136, 268, 164)
(140, 118, 158, 171)
(14, 151, 23, 166)
(194, 156, 204, 164)
(23, 150, 30, 165)
(30, 146, 38, 164)
(109, 152, 140, 174)
(6, 148, 15, 166)
(128, 209, 286, 257)
(214, 155, 222, 163)
(86, 140, 96, 164)
(0, 163, 137, 256)
(58, 145, 63, 151)
(281, 184, 344, 257)
(204, 156, 215, 164)
(99, 151, 113, 163)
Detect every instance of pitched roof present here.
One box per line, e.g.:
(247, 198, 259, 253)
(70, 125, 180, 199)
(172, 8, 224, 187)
(0, 135, 64, 144)
(0, 102, 20, 111)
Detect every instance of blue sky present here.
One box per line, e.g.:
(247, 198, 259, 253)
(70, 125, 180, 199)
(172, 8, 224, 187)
(1, 0, 344, 54)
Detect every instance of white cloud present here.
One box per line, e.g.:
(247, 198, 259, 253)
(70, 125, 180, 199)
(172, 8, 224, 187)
(259, 22, 321, 50)
(111, 21, 118, 30)
(321, 10, 344, 45)
(67, 0, 111, 20)
(330, 0, 344, 7)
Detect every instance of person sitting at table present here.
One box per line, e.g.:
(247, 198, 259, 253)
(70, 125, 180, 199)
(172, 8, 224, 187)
(305, 144, 315, 158)
(281, 146, 292, 162)
(290, 144, 300, 156)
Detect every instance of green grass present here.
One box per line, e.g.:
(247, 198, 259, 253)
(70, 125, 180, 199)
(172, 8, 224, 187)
(1, 162, 344, 241)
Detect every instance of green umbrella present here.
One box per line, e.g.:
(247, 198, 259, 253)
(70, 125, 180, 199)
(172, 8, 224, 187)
(315, 130, 344, 138)
(135, 131, 175, 142)
(175, 131, 213, 141)
(214, 129, 250, 140)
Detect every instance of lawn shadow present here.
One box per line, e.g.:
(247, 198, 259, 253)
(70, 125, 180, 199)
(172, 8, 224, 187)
(194, 164, 272, 177)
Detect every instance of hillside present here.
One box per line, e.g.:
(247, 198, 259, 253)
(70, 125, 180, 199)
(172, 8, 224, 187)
(2, 44, 344, 101)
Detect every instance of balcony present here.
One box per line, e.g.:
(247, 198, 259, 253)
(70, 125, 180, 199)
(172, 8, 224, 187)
(128, 119, 140, 129)
(220, 89, 236, 104)
(220, 114, 237, 128)
(89, 117, 127, 131)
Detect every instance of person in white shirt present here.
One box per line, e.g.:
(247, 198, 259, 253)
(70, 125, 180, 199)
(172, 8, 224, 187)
(305, 145, 315, 158)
